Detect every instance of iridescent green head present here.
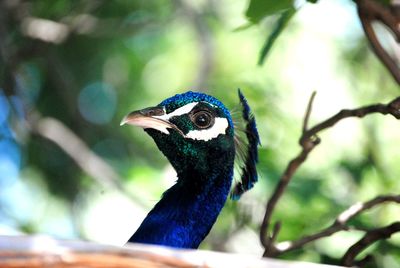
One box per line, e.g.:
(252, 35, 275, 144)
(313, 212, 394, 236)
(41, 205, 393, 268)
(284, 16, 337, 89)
(121, 91, 235, 175)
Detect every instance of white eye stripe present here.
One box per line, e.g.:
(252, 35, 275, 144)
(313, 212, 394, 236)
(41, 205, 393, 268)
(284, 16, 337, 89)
(154, 102, 198, 121)
(185, 117, 229, 141)
(152, 102, 229, 141)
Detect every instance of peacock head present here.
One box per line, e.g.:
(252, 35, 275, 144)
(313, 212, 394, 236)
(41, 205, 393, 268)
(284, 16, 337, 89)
(121, 91, 235, 176)
(121, 90, 260, 199)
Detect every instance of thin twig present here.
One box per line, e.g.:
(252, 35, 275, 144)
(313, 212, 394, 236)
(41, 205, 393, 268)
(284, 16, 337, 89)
(341, 221, 400, 267)
(260, 96, 400, 257)
(302, 91, 317, 134)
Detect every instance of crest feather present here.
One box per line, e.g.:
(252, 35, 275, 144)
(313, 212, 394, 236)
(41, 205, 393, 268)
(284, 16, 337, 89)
(231, 89, 260, 200)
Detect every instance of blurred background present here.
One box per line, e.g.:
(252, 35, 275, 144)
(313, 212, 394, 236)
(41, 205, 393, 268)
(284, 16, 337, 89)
(0, 0, 399, 267)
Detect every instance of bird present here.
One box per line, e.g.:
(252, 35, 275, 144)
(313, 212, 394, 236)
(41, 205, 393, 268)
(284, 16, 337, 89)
(120, 90, 260, 249)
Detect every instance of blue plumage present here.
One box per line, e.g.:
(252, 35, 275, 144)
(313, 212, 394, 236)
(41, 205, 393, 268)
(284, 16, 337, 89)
(231, 90, 261, 199)
(129, 166, 233, 248)
(122, 90, 259, 248)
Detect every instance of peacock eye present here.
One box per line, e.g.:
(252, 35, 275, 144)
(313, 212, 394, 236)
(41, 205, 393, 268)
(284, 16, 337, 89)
(191, 111, 214, 129)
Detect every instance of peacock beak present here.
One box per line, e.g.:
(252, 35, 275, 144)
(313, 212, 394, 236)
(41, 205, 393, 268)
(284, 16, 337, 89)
(120, 106, 180, 135)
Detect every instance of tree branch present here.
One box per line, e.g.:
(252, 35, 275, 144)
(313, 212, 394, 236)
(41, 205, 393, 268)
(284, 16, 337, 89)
(301, 96, 400, 143)
(260, 96, 400, 257)
(341, 221, 400, 267)
(356, 0, 400, 84)
(260, 92, 320, 253)
(271, 195, 400, 257)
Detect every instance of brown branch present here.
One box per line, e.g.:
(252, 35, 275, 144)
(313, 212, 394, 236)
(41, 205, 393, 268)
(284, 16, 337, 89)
(260, 145, 316, 254)
(260, 92, 320, 253)
(341, 221, 400, 267)
(301, 96, 400, 143)
(269, 195, 400, 257)
(356, 0, 400, 84)
(260, 96, 400, 257)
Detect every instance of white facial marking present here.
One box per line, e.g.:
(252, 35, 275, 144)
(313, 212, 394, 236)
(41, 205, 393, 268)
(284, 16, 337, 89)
(185, 117, 229, 141)
(154, 102, 198, 121)
(150, 101, 229, 140)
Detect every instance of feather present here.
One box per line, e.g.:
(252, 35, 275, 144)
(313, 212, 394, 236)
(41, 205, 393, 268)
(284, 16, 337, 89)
(231, 89, 260, 200)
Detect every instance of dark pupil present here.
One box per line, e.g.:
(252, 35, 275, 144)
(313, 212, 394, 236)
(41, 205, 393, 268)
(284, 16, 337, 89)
(195, 113, 210, 127)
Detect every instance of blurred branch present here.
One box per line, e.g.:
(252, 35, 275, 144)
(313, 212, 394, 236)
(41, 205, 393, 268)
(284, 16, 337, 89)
(20, 14, 149, 43)
(341, 221, 400, 267)
(261, 95, 400, 257)
(21, 17, 70, 44)
(356, 0, 400, 84)
(3, 0, 148, 46)
(31, 116, 120, 189)
(28, 113, 146, 207)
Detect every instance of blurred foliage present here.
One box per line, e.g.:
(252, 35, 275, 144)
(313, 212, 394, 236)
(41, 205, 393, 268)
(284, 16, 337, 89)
(245, 0, 295, 23)
(257, 8, 296, 65)
(0, 0, 399, 267)
(244, 0, 297, 64)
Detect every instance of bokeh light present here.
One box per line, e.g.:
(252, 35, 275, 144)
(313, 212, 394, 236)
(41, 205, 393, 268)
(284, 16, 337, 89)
(78, 82, 117, 125)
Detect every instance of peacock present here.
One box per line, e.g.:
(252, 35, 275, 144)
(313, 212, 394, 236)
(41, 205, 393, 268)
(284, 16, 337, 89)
(121, 90, 260, 249)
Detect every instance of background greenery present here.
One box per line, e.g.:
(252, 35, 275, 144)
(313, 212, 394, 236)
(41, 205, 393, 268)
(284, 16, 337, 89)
(0, 0, 399, 267)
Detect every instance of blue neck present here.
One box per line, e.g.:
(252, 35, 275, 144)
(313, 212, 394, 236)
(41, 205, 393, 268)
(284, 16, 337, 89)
(128, 168, 233, 248)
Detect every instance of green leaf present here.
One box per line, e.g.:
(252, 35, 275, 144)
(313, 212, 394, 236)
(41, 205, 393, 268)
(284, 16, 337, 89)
(245, 0, 294, 24)
(306, 0, 319, 3)
(258, 7, 296, 65)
